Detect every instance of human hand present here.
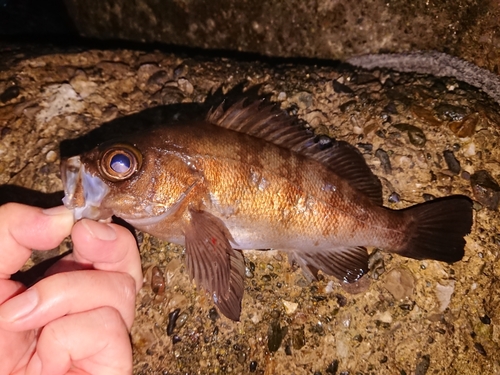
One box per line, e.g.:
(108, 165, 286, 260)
(0, 203, 143, 375)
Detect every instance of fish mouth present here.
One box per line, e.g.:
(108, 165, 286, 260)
(61, 156, 111, 221)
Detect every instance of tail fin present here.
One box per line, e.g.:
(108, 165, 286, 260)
(397, 196, 473, 263)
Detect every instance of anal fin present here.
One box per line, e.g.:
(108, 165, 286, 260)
(184, 208, 245, 321)
(289, 246, 369, 283)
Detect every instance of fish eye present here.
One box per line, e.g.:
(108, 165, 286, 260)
(98, 144, 142, 181)
(110, 153, 131, 173)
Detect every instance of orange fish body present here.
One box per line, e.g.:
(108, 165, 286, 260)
(62, 98, 473, 320)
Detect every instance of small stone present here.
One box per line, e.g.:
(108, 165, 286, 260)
(237, 352, 246, 364)
(470, 170, 500, 210)
(423, 193, 435, 201)
(292, 326, 306, 349)
(209, 307, 219, 321)
(326, 359, 339, 374)
(411, 105, 442, 127)
(435, 280, 455, 312)
(375, 148, 392, 174)
(245, 266, 254, 278)
(249, 361, 258, 372)
(45, 150, 58, 163)
(176, 312, 189, 329)
(151, 266, 165, 295)
(172, 335, 182, 344)
(177, 78, 194, 95)
(443, 150, 461, 174)
(167, 308, 180, 336)
(393, 123, 426, 146)
(267, 320, 288, 352)
(383, 268, 415, 300)
(282, 300, 298, 315)
(388, 192, 400, 203)
(415, 354, 430, 375)
(449, 113, 478, 138)
(291, 91, 313, 109)
(474, 342, 487, 356)
(480, 315, 491, 325)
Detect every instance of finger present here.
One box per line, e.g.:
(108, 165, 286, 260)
(0, 328, 34, 375)
(0, 270, 136, 331)
(0, 280, 25, 304)
(27, 307, 132, 375)
(46, 219, 143, 291)
(0, 204, 73, 278)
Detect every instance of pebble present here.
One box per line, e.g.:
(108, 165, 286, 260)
(282, 300, 298, 315)
(480, 315, 491, 325)
(249, 361, 258, 372)
(45, 150, 58, 163)
(292, 327, 306, 349)
(277, 91, 287, 101)
(177, 78, 194, 95)
(291, 91, 313, 109)
(245, 266, 254, 278)
(172, 335, 182, 344)
(383, 268, 415, 300)
(209, 307, 219, 321)
(151, 266, 165, 295)
(167, 308, 181, 336)
(326, 359, 339, 374)
(393, 123, 426, 146)
(443, 150, 461, 174)
(470, 170, 500, 210)
(237, 352, 246, 363)
(176, 312, 189, 329)
(415, 354, 430, 375)
(388, 192, 400, 203)
(267, 321, 288, 352)
(435, 281, 455, 312)
(449, 113, 478, 137)
(474, 342, 487, 356)
(375, 148, 392, 174)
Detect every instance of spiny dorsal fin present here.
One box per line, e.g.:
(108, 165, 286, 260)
(207, 98, 383, 205)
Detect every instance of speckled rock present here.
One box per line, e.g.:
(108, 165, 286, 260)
(64, 0, 500, 72)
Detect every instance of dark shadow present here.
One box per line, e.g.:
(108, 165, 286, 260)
(10, 251, 71, 287)
(0, 185, 64, 207)
(59, 83, 268, 157)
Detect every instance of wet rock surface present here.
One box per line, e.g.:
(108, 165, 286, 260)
(1, 47, 500, 374)
(63, 0, 500, 74)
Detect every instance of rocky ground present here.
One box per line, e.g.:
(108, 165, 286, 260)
(0, 47, 499, 374)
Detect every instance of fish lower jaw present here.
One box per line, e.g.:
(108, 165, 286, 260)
(72, 205, 113, 221)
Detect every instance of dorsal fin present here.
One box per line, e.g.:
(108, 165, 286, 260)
(206, 98, 383, 205)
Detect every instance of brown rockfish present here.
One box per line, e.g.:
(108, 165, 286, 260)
(61, 98, 473, 320)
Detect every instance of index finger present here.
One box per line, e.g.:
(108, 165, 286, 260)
(0, 204, 74, 279)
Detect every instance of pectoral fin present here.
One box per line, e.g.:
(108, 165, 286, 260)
(289, 246, 369, 283)
(184, 208, 245, 321)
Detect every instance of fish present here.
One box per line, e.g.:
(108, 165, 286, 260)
(61, 96, 473, 321)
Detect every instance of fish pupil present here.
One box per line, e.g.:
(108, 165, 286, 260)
(110, 153, 131, 173)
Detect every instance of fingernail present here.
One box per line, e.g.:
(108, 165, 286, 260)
(82, 219, 117, 241)
(42, 205, 72, 216)
(0, 288, 39, 322)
